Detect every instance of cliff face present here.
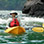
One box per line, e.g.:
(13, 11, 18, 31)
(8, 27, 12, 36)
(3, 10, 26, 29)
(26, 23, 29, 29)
(22, 0, 44, 18)
(0, 0, 26, 10)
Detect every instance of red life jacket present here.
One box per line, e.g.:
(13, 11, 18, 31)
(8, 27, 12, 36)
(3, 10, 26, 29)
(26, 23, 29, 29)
(9, 18, 19, 27)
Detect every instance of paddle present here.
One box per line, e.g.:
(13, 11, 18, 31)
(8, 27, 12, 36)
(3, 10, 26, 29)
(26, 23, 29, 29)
(32, 27, 43, 32)
(42, 24, 44, 27)
(32, 24, 44, 32)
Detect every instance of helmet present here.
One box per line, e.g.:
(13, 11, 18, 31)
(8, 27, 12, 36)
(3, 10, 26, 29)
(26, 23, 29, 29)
(10, 11, 18, 15)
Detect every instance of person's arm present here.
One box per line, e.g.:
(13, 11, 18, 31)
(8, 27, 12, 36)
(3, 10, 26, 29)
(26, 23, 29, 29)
(6, 20, 10, 29)
(17, 17, 21, 26)
(6, 18, 12, 29)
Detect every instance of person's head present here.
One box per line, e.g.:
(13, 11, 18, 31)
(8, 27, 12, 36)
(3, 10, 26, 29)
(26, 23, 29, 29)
(10, 11, 18, 17)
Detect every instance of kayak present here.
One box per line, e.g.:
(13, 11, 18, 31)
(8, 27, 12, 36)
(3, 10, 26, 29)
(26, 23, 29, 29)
(4, 26, 25, 35)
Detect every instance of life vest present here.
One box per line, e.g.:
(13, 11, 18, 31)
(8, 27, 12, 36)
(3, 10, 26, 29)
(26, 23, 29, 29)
(9, 18, 19, 27)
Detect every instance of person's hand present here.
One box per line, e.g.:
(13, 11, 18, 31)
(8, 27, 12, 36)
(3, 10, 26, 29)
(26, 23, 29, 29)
(6, 27, 8, 29)
(6, 27, 10, 29)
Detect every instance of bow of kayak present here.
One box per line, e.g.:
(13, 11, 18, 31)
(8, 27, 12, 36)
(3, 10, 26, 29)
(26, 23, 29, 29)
(4, 26, 26, 35)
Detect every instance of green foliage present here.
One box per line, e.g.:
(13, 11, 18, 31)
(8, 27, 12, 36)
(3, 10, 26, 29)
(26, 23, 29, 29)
(0, 0, 26, 10)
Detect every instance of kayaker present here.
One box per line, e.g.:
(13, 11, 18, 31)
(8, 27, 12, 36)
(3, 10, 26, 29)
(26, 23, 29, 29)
(6, 11, 21, 28)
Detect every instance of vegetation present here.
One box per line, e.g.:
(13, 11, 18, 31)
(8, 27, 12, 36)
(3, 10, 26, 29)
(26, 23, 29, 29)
(0, 0, 26, 10)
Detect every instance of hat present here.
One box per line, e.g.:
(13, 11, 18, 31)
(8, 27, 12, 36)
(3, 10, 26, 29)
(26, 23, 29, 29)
(10, 11, 18, 15)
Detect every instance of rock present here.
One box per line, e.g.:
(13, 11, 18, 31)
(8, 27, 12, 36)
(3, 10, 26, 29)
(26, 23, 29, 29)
(22, 0, 44, 17)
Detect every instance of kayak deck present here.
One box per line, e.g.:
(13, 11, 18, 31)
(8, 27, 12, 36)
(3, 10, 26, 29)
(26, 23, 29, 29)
(4, 26, 25, 35)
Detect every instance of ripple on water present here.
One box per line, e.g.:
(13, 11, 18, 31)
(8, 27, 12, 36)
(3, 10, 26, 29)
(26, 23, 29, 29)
(0, 28, 44, 44)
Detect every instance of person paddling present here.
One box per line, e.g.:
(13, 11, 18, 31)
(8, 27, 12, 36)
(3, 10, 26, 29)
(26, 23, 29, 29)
(5, 11, 25, 35)
(6, 11, 21, 28)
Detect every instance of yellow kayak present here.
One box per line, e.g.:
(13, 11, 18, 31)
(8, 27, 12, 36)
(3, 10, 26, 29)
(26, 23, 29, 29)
(4, 26, 25, 35)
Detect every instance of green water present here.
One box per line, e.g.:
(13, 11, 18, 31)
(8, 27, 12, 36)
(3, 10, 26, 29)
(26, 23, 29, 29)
(0, 28, 44, 44)
(0, 22, 44, 44)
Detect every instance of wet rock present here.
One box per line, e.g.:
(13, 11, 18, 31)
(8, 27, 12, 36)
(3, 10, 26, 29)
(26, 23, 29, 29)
(22, 0, 44, 17)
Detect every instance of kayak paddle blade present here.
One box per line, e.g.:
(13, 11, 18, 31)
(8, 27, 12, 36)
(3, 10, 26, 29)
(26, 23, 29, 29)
(32, 27, 43, 32)
(42, 24, 44, 27)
